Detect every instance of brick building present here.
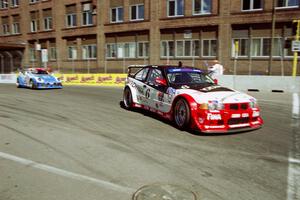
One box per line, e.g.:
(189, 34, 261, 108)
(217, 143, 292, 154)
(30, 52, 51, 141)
(0, 0, 299, 75)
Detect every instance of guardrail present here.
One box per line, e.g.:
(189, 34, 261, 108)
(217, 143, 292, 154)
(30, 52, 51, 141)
(0, 74, 299, 93)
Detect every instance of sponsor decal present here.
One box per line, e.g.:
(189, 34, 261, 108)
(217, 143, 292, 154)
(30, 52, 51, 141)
(157, 92, 164, 102)
(207, 113, 222, 120)
(167, 87, 176, 95)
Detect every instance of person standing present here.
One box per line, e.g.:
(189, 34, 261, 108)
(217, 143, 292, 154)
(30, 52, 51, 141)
(208, 60, 224, 78)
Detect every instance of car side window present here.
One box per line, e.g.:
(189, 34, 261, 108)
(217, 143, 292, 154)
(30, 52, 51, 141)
(147, 69, 163, 85)
(134, 68, 149, 82)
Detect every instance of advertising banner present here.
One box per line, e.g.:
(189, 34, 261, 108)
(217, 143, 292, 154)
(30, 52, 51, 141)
(54, 74, 127, 87)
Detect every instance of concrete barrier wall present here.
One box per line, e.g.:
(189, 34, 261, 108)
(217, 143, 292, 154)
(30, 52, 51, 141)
(217, 75, 300, 93)
(0, 74, 16, 84)
(0, 74, 299, 93)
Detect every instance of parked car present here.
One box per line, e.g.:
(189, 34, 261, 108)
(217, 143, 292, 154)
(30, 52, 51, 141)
(17, 68, 62, 89)
(122, 65, 263, 133)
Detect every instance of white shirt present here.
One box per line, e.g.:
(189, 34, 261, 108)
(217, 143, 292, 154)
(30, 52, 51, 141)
(209, 63, 224, 78)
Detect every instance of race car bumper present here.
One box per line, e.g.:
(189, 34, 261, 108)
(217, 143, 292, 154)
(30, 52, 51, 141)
(35, 82, 63, 89)
(193, 108, 263, 133)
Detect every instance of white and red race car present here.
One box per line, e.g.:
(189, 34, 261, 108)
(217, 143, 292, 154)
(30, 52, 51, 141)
(123, 65, 263, 133)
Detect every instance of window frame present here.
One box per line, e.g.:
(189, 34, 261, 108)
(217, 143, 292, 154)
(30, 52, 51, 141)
(11, 22, 20, 34)
(82, 10, 93, 26)
(241, 0, 263, 11)
(49, 47, 57, 60)
(82, 44, 97, 60)
(160, 40, 175, 58)
(11, 0, 19, 7)
(276, 0, 299, 9)
(2, 23, 9, 35)
(111, 6, 124, 23)
(43, 17, 52, 31)
(202, 39, 217, 57)
(68, 46, 77, 60)
(192, 0, 212, 15)
(66, 13, 77, 28)
(130, 4, 144, 21)
(30, 19, 38, 32)
(106, 43, 117, 59)
(167, 0, 184, 17)
(137, 41, 149, 58)
(0, 0, 8, 9)
(231, 38, 249, 58)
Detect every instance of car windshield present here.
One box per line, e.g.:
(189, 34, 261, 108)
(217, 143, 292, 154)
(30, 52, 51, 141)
(31, 70, 48, 75)
(166, 68, 214, 86)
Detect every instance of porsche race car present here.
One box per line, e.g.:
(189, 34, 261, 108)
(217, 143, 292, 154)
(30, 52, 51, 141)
(123, 65, 263, 133)
(17, 68, 62, 89)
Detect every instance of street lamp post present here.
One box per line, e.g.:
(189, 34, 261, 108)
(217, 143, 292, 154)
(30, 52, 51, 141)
(268, 0, 277, 75)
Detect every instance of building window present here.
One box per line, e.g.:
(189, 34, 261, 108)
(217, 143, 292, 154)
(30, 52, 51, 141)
(176, 40, 200, 57)
(106, 44, 116, 58)
(66, 13, 77, 27)
(117, 43, 136, 58)
(30, 20, 38, 32)
(202, 39, 217, 57)
(193, 0, 211, 15)
(138, 42, 149, 58)
(277, 0, 299, 7)
(12, 23, 20, 34)
(29, 0, 39, 3)
(44, 17, 52, 30)
(242, 0, 262, 11)
(29, 48, 36, 61)
(82, 45, 97, 59)
(11, 0, 19, 7)
(161, 41, 175, 57)
(232, 38, 249, 57)
(82, 11, 93, 26)
(168, 0, 184, 17)
(0, 0, 8, 9)
(2, 24, 9, 35)
(284, 38, 293, 57)
(68, 46, 77, 60)
(49, 47, 57, 60)
(111, 7, 123, 23)
(251, 38, 282, 57)
(131, 4, 144, 21)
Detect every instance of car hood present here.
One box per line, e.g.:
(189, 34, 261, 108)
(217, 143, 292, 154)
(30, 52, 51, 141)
(35, 75, 58, 82)
(176, 85, 255, 104)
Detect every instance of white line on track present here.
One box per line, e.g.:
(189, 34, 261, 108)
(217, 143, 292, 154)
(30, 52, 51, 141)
(0, 151, 135, 194)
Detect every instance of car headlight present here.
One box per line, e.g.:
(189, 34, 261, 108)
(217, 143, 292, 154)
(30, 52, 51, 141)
(200, 101, 224, 110)
(249, 99, 258, 108)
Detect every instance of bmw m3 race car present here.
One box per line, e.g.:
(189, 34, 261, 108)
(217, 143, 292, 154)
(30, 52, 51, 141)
(123, 65, 263, 133)
(17, 68, 62, 89)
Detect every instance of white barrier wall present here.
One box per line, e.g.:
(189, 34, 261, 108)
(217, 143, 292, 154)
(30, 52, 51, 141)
(0, 74, 16, 84)
(217, 75, 300, 93)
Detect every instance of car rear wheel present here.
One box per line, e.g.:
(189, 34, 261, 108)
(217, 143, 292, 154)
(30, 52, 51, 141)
(174, 98, 190, 129)
(123, 87, 133, 109)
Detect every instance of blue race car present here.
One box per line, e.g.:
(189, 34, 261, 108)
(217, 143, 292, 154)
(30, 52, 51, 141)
(17, 68, 63, 89)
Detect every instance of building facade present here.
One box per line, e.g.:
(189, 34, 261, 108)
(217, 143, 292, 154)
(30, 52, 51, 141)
(0, 0, 299, 75)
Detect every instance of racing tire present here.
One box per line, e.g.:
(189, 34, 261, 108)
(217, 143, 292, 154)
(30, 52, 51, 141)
(174, 98, 191, 130)
(123, 87, 133, 109)
(29, 79, 36, 89)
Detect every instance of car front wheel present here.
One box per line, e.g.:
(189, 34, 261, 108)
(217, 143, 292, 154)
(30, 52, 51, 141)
(174, 98, 191, 129)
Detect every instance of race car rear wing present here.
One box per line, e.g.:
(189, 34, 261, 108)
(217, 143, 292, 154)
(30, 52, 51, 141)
(127, 65, 147, 77)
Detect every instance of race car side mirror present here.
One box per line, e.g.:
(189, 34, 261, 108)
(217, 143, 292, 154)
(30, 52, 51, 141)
(213, 79, 218, 85)
(155, 78, 167, 87)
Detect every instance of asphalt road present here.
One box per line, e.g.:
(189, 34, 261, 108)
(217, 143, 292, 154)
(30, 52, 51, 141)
(0, 84, 299, 200)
